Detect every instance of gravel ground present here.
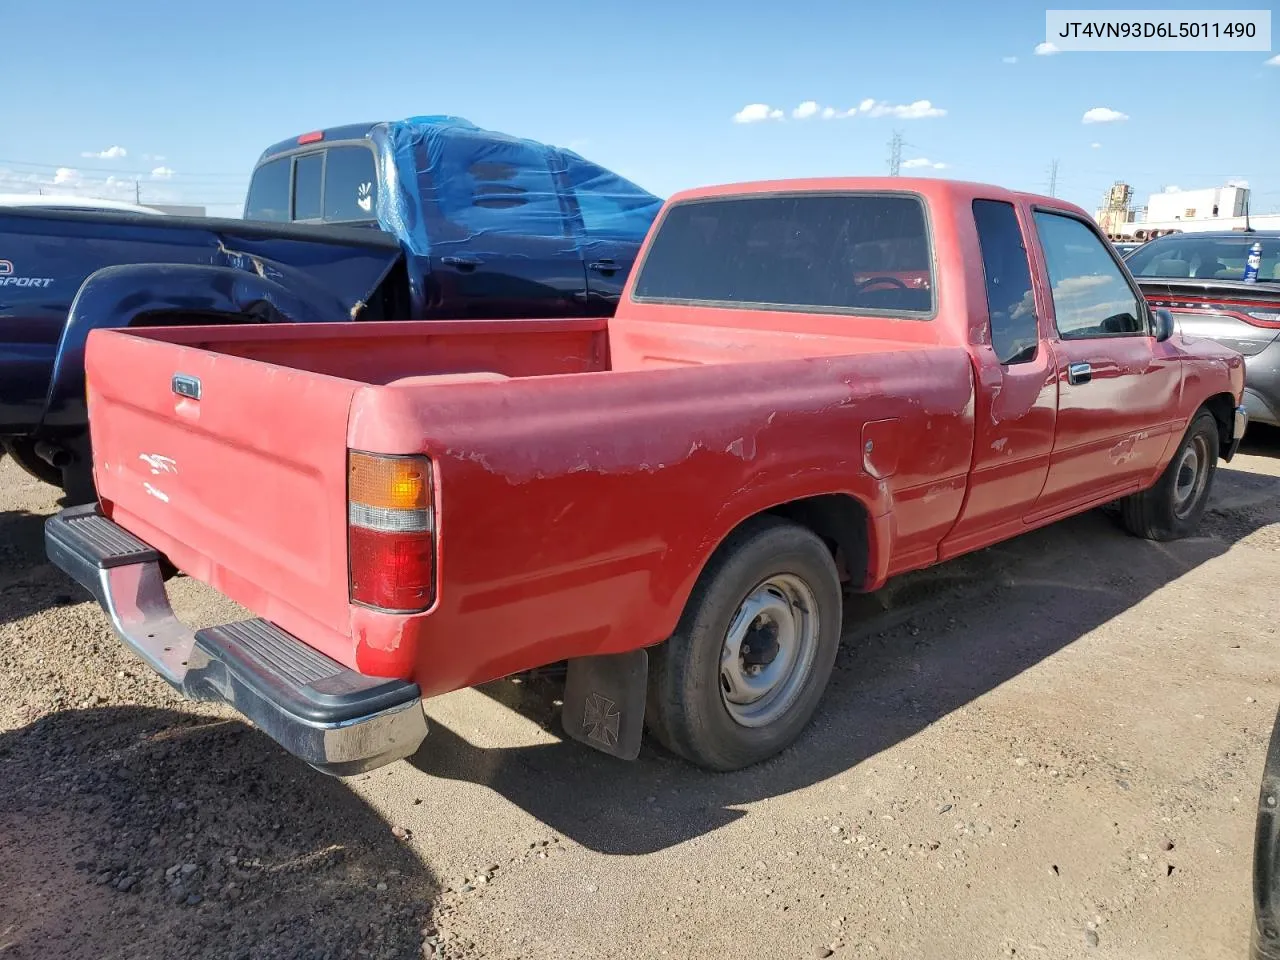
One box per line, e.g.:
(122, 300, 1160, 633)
(2, 434, 1279, 960)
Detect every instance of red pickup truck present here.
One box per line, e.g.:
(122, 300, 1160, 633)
(47, 177, 1247, 777)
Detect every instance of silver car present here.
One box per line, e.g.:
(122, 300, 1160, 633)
(1125, 231, 1280, 428)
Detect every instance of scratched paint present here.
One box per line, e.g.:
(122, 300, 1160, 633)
(139, 453, 177, 475)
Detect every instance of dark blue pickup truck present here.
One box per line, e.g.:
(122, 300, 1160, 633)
(0, 115, 661, 501)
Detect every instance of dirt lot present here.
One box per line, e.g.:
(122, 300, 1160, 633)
(2, 438, 1279, 960)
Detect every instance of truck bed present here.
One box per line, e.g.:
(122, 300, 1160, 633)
(85, 315, 975, 689)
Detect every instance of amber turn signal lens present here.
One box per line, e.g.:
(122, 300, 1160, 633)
(348, 452, 431, 511)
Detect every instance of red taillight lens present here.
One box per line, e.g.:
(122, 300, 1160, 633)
(348, 452, 435, 612)
(349, 527, 434, 610)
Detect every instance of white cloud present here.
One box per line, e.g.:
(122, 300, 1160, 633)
(0, 165, 189, 207)
(1090, 141, 1102, 148)
(733, 103, 784, 123)
(902, 158, 948, 170)
(1266, 54, 1280, 66)
(849, 99, 946, 119)
(150, 166, 175, 180)
(80, 145, 127, 160)
(1082, 106, 1129, 124)
(1228, 178, 1250, 188)
(1002, 56, 1018, 64)
(1163, 185, 1182, 193)
(1035, 41, 1060, 55)
(737, 97, 947, 124)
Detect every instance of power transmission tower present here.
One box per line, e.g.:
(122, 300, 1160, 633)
(134, 180, 141, 204)
(888, 131, 903, 176)
(1048, 159, 1059, 197)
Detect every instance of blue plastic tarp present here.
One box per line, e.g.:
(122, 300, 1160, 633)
(375, 115, 662, 258)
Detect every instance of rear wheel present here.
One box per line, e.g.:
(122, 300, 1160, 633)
(647, 516, 843, 771)
(1121, 408, 1219, 541)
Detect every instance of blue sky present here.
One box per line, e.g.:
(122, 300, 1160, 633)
(0, 0, 1276, 216)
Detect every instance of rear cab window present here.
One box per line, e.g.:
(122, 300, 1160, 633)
(292, 153, 323, 221)
(323, 146, 378, 223)
(243, 142, 379, 224)
(632, 192, 934, 316)
(244, 157, 291, 222)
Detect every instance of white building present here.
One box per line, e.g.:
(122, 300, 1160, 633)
(1109, 183, 1280, 239)
(1145, 185, 1249, 223)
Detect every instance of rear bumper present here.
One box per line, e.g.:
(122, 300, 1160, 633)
(44, 505, 427, 776)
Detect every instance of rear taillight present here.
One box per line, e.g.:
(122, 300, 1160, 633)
(348, 451, 435, 612)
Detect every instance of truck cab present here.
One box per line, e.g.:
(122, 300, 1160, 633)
(241, 117, 662, 318)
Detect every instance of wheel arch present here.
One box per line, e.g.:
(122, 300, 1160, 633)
(663, 491, 881, 644)
(1200, 391, 1238, 460)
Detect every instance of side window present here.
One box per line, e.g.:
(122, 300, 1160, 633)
(972, 200, 1038, 364)
(244, 158, 290, 222)
(430, 134, 566, 241)
(1033, 211, 1144, 338)
(564, 156, 661, 238)
(292, 152, 323, 221)
(323, 146, 378, 223)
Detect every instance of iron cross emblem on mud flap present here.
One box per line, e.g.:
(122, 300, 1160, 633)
(583, 692, 621, 747)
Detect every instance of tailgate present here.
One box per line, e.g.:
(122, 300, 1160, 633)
(86, 328, 359, 646)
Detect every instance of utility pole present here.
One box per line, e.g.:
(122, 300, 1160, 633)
(134, 180, 141, 204)
(888, 131, 903, 177)
(1048, 159, 1059, 197)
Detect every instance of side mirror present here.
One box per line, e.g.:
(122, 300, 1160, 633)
(1152, 307, 1175, 342)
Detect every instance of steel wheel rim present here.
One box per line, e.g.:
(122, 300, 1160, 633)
(1173, 433, 1210, 519)
(719, 573, 820, 728)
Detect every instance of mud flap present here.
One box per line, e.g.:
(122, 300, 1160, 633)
(561, 649, 648, 760)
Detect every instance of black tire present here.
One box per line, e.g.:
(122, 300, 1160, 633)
(646, 516, 843, 771)
(1121, 408, 1219, 541)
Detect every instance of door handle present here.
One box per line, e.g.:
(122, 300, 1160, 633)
(1067, 361, 1093, 385)
(440, 256, 480, 272)
(588, 260, 618, 274)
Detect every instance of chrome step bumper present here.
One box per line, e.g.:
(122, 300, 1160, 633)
(45, 504, 427, 776)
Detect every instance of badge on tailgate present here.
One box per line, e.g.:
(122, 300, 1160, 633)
(171, 374, 202, 400)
